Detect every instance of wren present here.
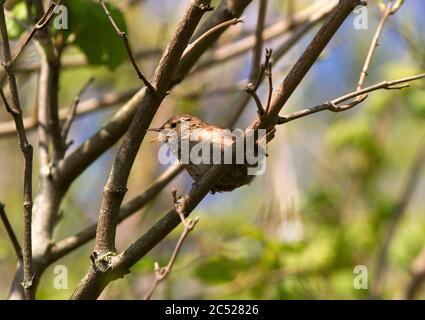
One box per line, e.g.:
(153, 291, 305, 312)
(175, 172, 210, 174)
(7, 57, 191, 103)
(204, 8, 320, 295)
(147, 115, 268, 192)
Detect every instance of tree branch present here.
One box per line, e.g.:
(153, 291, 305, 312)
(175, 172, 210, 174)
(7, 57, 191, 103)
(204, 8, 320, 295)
(277, 74, 425, 124)
(353, 0, 397, 106)
(0, 1, 34, 300)
(244, 0, 268, 117)
(248, 0, 267, 84)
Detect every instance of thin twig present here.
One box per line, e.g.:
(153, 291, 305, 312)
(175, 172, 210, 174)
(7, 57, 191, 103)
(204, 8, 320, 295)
(244, 0, 267, 118)
(182, 17, 244, 58)
(277, 73, 425, 124)
(144, 194, 199, 300)
(99, 0, 155, 93)
(356, 1, 395, 91)
(264, 48, 273, 114)
(0, 202, 23, 261)
(0, 1, 34, 300)
(61, 78, 94, 146)
(352, 0, 399, 107)
(245, 84, 265, 116)
(249, 0, 267, 83)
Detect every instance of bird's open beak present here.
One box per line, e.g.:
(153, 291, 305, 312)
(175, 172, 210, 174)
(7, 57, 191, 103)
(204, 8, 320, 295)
(146, 127, 163, 143)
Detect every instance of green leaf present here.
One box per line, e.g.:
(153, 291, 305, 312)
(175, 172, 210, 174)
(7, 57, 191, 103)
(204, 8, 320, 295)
(65, 0, 128, 70)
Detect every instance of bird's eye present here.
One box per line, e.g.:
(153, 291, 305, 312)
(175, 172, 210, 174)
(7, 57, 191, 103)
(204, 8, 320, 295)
(170, 122, 177, 128)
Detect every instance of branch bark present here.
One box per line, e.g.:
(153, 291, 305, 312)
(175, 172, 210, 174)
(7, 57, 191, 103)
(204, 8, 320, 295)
(0, 1, 34, 300)
(277, 74, 425, 124)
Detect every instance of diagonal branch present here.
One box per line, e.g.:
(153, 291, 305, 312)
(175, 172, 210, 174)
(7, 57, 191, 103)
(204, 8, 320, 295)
(356, 1, 395, 91)
(182, 17, 244, 58)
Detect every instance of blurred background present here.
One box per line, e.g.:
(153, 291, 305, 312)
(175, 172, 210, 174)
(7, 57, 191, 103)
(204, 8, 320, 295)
(0, 0, 424, 299)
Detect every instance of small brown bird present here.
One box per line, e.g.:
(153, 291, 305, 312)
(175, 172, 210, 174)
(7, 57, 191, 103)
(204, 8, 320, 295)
(147, 114, 267, 192)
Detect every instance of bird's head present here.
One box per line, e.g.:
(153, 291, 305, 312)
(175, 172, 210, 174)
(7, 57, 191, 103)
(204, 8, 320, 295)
(146, 114, 204, 142)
